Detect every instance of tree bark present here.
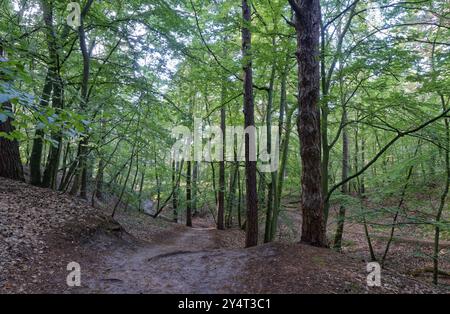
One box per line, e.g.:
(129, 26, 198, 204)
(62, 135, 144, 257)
(112, 147, 135, 218)
(0, 101, 25, 181)
(289, 0, 326, 247)
(192, 161, 198, 216)
(242, 0, 258, 247)
(172, 160, 178, 222)
(41, 73, 63, 189)
(264, 63, 276, 243)
(271, 105, 295, 240)
(0, 43, 24, 181)
(30, 69, 52, 186)
(186, 160, 192, 227)
(333, 108, 349, 249)
(217, 77, 226, 230)
(433, 96, 449, 285)
(71, 0, 94, 197)
(37, 0, 64, 190)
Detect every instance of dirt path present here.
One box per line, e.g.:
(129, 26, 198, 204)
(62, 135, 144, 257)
(79, 224, 249, 293)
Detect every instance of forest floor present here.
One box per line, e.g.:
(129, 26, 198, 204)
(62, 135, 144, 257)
(0, 178, 448, 294)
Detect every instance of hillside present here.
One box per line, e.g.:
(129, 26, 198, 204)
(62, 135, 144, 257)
(0, 178, 445, 294)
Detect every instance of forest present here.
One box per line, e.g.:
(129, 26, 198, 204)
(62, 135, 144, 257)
(0, 0, 449, 294)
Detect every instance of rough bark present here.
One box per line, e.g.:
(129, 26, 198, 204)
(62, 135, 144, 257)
(0, 102, 25, 181)
(242, 0, 258, 247)
(0, 43, 24, 181)
(289, 0, 326, 247)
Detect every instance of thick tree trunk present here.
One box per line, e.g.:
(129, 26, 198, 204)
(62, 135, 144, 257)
(289, 0, 326, 247)
(0, 44, 24, 182)
(0, 101, 24, 181)
(242, 0, 258, 247)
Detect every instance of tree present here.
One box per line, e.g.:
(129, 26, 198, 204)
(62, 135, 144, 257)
(217, 75, 226, 230)
(289, 0, 327, 247)
(186, 160, 193, 227)
(242, 0, 258, 248)
(0, 101, 24, 182)
(0, 44, 24, 182)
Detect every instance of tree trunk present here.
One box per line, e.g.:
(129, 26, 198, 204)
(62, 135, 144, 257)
(137, 163, 146, 211)
(270, 64, 293, 241)
(217, 79, 226, 230)
(264, 63, 276, 243)
(289, 0, 326, 247)
(192, 161, 198, 216)
(71, 0, 94, 196)
(433, 96, 449, 285)
(30, 69, 52, 186)
(186, 160, 192, 227)
(237, 166, 242, 228)
(226, 161, 239, 228)
(242, 0, 258, 247)
(95, 158, 104, 199)
(58, 141, 70, 189)
(39, 0, 64, 190)
(333, 108, 349, 250)
(0, 101, 24, 181)
(41, 73, 63, 190)
(112, 148, 135, 218)
(172, 160, 178, 222)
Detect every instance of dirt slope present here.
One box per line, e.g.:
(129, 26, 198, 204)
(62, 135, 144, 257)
(0, 178, 446, 294)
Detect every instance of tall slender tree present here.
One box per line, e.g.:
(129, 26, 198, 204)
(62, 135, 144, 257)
(242, 0, 258, 247)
